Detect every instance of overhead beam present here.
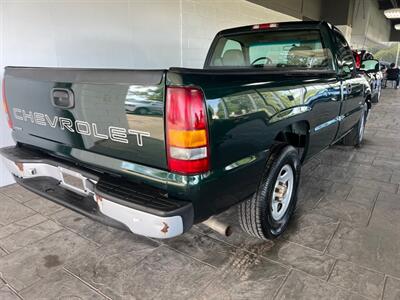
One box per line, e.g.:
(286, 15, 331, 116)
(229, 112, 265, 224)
(247, 0, 322, 21)
(378, 0, 399, 9)
(321, 0, 354, 26)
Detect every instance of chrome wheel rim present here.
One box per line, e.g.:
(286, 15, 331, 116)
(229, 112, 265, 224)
(271, 164, 294, 221)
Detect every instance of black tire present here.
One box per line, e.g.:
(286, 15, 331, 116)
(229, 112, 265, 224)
(342, 104, 367, 147)
(136, 107, 149, 115)
(238, 145, 301, 240)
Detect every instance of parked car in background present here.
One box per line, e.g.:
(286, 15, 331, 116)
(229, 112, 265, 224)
(352, 49, 374, 69)
(1, 21, 374, 241)
(352, 50, 382, 103)
(125, 85, 163, 115)
(125, 99, 163, 115)
(360, 59, 383, 103)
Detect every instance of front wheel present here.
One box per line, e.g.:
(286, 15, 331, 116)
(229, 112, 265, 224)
(238, 145, 301, 240)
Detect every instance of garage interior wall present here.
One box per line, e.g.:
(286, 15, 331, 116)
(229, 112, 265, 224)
(0, 0, 298, 187)
(350, 0, 391, 50)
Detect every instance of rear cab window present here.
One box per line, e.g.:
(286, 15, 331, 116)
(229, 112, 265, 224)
(206, 29, 334, 71)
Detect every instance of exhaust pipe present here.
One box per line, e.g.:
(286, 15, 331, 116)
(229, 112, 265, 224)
(202, 216, 233, 237)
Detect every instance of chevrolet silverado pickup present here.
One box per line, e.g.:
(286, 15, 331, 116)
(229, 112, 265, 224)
(1, 21, 373, 240)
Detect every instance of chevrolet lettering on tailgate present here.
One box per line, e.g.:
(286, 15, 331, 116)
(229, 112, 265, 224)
(13, 108, 151, 146)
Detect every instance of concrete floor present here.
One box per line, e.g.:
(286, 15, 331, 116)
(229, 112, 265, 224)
(0, 89, 400, 300)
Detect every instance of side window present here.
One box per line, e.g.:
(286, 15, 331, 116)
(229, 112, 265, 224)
(333, 28, 355, 77)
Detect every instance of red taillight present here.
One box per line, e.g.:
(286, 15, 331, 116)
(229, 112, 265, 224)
(354, 53, 361, 69)
(166, 86, 210, 175)
(2, 78, 13, 129)
(252, 23, 278, 30)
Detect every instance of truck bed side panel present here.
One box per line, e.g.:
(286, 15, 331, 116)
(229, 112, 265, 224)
(166, 69, 341, 216)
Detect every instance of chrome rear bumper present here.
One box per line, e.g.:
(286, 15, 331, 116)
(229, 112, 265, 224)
(1, 146, 193, 239)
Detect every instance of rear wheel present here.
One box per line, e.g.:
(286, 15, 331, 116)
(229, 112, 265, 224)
(342, 104, 367, 147)
(136, 107, 149, 115)
(238, 145, 301, 240)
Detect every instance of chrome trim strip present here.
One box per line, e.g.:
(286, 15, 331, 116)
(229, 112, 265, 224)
(314, 118, 338, 132)
(314, 115, 345, 132)
(225, 155, 257, 171)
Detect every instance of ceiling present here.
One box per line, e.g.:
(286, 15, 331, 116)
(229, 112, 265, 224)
(378, 0, 400, 40)
(378, 0, 400, 25)
(378, 0, 400, 10)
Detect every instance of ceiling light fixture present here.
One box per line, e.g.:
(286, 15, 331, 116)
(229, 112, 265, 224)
(395, 24, 400, 30)
(384, 8, 400, 19)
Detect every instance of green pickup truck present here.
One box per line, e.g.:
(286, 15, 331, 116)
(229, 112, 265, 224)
(1, 21, 373, 240)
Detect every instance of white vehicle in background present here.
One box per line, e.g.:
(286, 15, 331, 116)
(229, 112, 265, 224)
(125, 99, 163, 115)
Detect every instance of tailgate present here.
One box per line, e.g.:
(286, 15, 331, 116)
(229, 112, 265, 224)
(4, 67, 168, 169)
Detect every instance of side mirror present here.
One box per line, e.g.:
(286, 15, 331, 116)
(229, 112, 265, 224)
(337, 65, 353, 79)
(360, 59, 380, 73)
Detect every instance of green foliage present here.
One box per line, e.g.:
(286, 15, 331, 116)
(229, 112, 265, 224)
(373, 44, 400, 64)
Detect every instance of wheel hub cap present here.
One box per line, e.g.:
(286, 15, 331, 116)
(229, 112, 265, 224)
(271, 164, 294, 221)
(274, 182, 288, 201)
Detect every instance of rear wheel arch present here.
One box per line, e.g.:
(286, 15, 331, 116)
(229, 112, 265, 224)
(237, 121, 308, 240)
(342, 104, 367, 147)
(238, 144, 301, 239)
(273, 120, 310, 162)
